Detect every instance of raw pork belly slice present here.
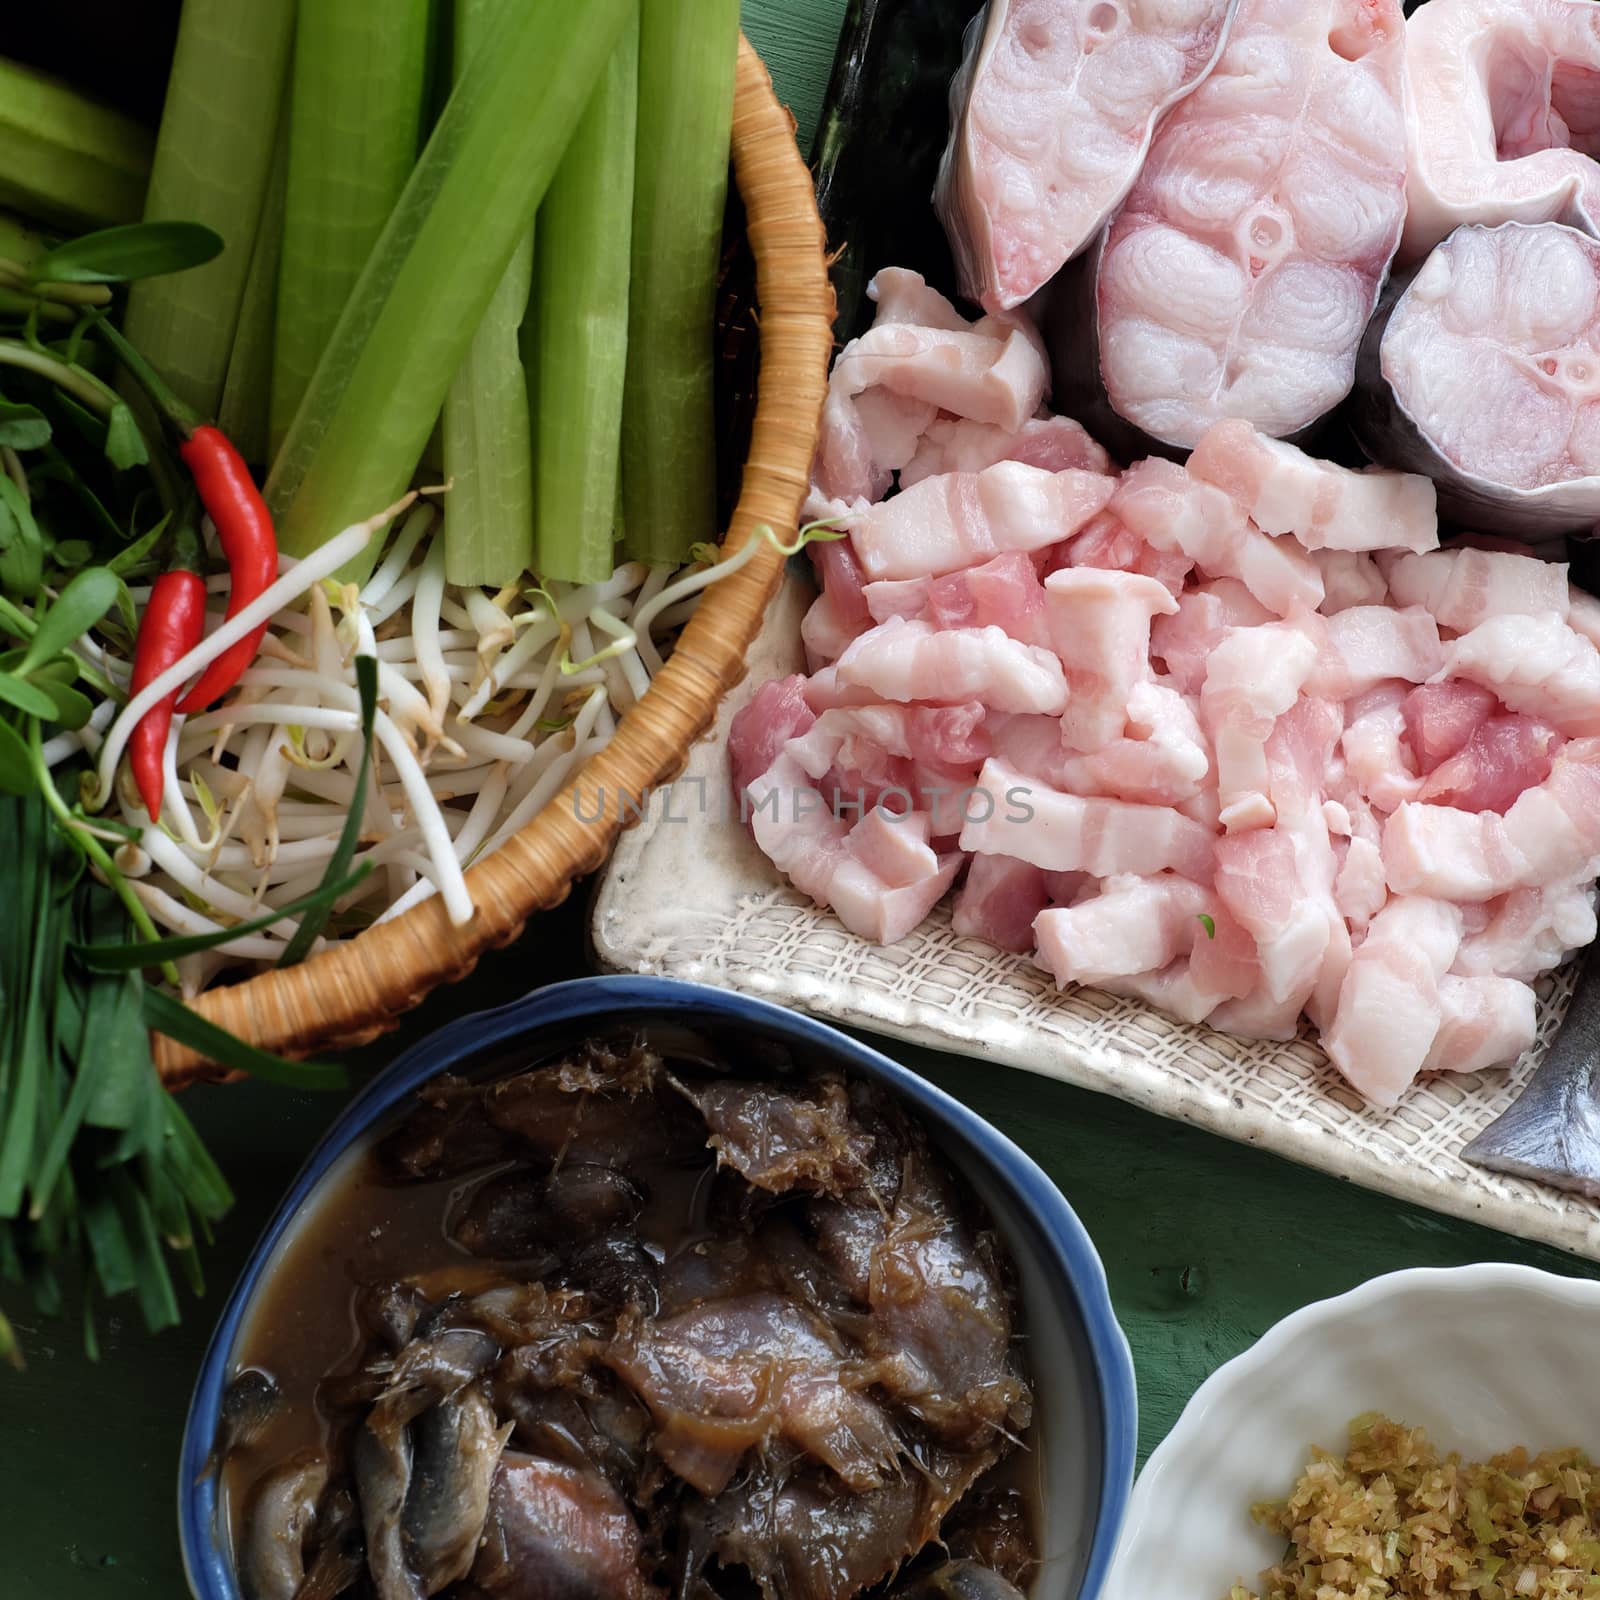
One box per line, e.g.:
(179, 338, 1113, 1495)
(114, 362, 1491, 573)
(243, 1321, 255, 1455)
(935, 0, 1238, 311)
(1402, 681, 1501, 773)
(1200, 622, 1320, 831)
(952, 854, 1051, 953)
(1385, 546, 1571, 632)
(1421, 975, 1538, 1076)
(1417, 716, 1562, 814)
(1303, 606, 1444, 700)
(1094, 0, 1408, 446)
(811, 269, 1050, 507)
(1112, 457, 1323, 616)
(927, 552, 1050, 645)
(1442, 611, 1600, 737)
(1382, 738, 1600, 901)
(1066, 681, 1213, 805)
(1150, 578, 1275, 692)
(1454, 881, 1598, 981)
(1042, 567, 1178, 750)
(1314, 551, 1388, 612)
(728, 677, 815, 806)
(1340, 682, 1421, 814)
(1188, 422, 1439, 555)
(1322, 897, 1465, 1105)
(1051, 508, 1196, 596)
(1035, 873, 1212, 988)
(1401, 0, 1600, 263)
(841, 461, 1115, 581)
(836, 618, 1069, 714)
(746, 753, 963, 945)
(961, 758, 1216, 879)
(901, 415, 1113, 488)
(1358, 223, 1600, 533)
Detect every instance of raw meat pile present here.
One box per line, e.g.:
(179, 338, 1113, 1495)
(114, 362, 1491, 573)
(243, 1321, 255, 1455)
(729, 273, 1600, 1108)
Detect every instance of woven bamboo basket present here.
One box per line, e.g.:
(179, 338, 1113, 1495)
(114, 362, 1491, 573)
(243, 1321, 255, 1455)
(154, 37, 835, 1088)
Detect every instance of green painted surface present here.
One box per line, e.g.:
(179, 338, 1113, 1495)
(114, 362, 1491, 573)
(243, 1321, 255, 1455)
(6, 6, 1600, 1596)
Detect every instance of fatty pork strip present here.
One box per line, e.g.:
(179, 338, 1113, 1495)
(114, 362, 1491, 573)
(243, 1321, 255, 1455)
(729, 277, 1600, 1110)
(1356, 222, 1600, 534)
(1091, 0, 1408, 447)
(1401, 0, 1600, 264)
(935, 0, 1239, 312)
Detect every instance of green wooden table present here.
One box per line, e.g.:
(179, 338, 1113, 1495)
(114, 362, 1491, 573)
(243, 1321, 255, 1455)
(6, 6, 1600, 1594)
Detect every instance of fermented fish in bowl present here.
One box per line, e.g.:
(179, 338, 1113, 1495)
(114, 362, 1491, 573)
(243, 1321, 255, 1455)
(1355, 221, 1600, 534)
(214, 1035, 1043, 1600)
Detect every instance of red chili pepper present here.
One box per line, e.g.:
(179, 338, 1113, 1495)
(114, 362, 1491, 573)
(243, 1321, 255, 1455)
(174, 426, 278, 714)
(94, 319, 281, 715)
(128, 568, 207, 818)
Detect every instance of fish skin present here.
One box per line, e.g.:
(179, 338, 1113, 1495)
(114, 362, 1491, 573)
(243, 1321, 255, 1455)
(354, 1416, 426, 1600)
(1464, 938, 1600, 1197)
(239, 1450, 326, 1600)
(403, 1386, 514, 1596)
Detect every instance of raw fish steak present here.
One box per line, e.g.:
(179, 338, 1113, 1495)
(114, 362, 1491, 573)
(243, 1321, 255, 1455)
(1402, 0, 1600, 265)
(1355, 222, 1600, 534)
(936, 0, 1239, 311)
(1092, 0, 1408, 448)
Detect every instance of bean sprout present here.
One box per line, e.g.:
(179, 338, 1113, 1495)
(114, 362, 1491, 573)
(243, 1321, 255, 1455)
(75, 513, 820, 991)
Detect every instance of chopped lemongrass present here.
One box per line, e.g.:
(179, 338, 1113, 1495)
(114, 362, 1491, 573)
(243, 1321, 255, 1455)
(621, 0, 740, 566)
(270, 0, 432, 451)
(266, 0, 634, 574)
(532, 10, 639, 583)
(121, 0, 295, 421)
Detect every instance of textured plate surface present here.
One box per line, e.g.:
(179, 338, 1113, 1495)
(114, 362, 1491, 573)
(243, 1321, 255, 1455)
(592, 571, 1600, 1262)
(1101, 1264, 1600, 1599)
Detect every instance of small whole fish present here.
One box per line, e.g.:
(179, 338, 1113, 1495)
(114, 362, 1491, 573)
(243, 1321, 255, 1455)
(201, 1368, 281, 1479)
(353, 1415, 425, 1600)
(892, 1562, 1030, 1600)
(1464, 938, 1600, 1198)
(402, 1385, 513, 1595)
(239, 1449, 326, 1600)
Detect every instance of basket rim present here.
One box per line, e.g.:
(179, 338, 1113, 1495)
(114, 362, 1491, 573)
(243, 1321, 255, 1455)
(154, 35, 835, 1086)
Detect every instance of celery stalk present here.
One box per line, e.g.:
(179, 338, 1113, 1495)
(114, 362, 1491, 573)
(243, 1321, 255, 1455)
(440, 0, 535, 589)
(217, 122, 288, 467)
(0, 59, 153, 232)
(531, 11, 639, 585)
(270, 0, 432, 452)
(620, 0, 740, 566)
(120, 0, 294, 422)
(266, 0, 633, 573)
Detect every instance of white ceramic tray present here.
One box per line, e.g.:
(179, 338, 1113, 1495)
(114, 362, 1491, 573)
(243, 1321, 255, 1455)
(591, 570, 1600, 1263)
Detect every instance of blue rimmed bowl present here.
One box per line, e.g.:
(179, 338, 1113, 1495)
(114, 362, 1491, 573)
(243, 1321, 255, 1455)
(179, 976, 1137, 1599)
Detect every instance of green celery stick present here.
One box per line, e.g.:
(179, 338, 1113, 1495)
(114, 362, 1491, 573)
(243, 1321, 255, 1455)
(270, 0, 431, 453)
(440, 0, 535, 589)
(531, 8, 639, 585)
(217, 117, 288, 466)
(265, 0, 633, 575)
(620, 0, 740, 566)
(0, 59, 152, 232)
(120, 0, 294, 421)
